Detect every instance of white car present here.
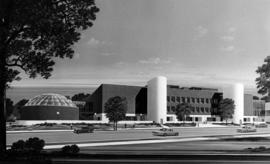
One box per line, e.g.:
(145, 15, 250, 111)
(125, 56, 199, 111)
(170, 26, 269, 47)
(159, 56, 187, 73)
(237, 126, 257, 133)
(152, 127, 179, 136)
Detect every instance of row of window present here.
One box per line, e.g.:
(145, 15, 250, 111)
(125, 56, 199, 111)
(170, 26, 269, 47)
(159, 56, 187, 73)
(167, 96, 210, 104)
(166, 116, 217, 122)
(167, 106, 210, 113)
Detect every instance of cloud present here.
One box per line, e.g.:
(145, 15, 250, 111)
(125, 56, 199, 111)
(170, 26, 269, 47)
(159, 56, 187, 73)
(100, 52, 114, 56)
(221, 46, 235, 52)
(221, 36, 235, 42)
(86, 37, 106, 47)
(194, 26, 208, 39)
(138, 57, 172, 64)
(114, 61, 127, 67)
(228, 27, 236, 33)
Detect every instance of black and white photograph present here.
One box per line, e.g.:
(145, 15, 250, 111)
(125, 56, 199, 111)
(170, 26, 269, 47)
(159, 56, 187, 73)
(2, 0, 270, 163)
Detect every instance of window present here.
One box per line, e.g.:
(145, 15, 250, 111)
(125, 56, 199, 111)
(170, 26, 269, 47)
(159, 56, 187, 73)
(192, 97, 195, 103)
(167, 117, 173, 121)
(196, 107, 200, 113)
(205, 107, 209, 113)
(207, 117, 216, 121)
(182, 97, 185, 103)
(177, 97, 180, 102)
(187, 97, 190, 103)
(171, 96, 175, 102)
(206, 98, 209, 104)
(191, 106, 195, 112)
(186, 117, 192, 121)
(167, 106, 170, 112)
(197, 98, 200, 103)
(201, 107, 204, 113)
(171, 106, 176, 112)
(201, 98, 204, 104)
(167, 96, 170, 102)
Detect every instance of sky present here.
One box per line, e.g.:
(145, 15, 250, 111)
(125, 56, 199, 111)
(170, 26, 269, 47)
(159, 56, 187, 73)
(10, 0, 270, 94)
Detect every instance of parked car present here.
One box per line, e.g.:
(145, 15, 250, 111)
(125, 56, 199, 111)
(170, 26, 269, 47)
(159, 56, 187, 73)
(152, 127, 179, 136)
(255, 123, 268, 128)
(73, 126, 94, 134)
(237, 126, 256, 133)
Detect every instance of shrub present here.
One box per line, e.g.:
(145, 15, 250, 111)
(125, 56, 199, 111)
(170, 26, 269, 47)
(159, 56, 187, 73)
(11, 140, 25, 151)
(10, 137, 45, 153)
(61, 145, 71, 154)
(25, 137, 45, 152)
(70, 145, 80, 154)
(61, 145, 80, 154)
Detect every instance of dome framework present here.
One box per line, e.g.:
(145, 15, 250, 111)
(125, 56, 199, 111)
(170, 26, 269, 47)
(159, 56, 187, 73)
(21, 93, 79, 120)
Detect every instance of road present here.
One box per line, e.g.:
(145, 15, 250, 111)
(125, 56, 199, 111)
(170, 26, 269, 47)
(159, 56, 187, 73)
(7, 126, 270, 146)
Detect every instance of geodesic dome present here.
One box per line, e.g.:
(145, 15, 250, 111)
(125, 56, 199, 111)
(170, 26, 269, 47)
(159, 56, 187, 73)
(25, 93, 77, 107)
(21, 93, 79, 120)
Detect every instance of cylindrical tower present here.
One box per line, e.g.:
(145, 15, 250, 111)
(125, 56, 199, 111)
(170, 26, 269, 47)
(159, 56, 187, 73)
(223, 83, 244, 124)
(147, 76, 167, 124)
(264, 102, 270, 122)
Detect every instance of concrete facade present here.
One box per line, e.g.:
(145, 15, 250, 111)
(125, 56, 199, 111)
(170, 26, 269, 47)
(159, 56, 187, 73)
(147, 76, 167, 124)
(223, 83, 244, 124)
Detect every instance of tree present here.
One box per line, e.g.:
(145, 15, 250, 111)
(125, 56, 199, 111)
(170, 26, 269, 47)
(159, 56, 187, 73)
(253, 96, 259, 100)
(13, 99, 28, 119)
(218, 98, 235, 125)
(0, 0, 99, 151)
(5, 98, 14, 118)
(104, 96, 127, 131)
(261, 96, 270, 102)
(71, 93, 91, 101)
(256, 56, 270, 96)
(175, 103, 192, 124)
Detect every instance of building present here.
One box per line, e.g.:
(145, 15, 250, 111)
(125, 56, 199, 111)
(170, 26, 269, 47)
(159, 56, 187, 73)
(243, 94, 265, 123)
(86, 77, 223, 123)
(85, 77, 265, 124)
(21, 93, 79, 120)
(19, 77, 266, 124)
(86, 84, 147, 122)
(166, 85, 222, 123)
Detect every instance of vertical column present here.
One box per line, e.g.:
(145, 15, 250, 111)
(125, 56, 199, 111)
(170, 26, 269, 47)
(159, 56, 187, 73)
(264, 103, 270, 122)
(223, 83, 244, 124)
(147, 76, 167, 124)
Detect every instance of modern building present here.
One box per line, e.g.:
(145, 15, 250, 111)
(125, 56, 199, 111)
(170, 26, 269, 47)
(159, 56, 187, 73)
(243, 94, 265, 123)
(85, 77, 265, 124)
(21, 93, 79, 120)
(86, 84, 147, 122)
(86, 77, 223, 123)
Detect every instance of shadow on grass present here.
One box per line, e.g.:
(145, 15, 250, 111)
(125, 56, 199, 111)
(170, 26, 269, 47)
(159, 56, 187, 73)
(221, 137, 270, 142)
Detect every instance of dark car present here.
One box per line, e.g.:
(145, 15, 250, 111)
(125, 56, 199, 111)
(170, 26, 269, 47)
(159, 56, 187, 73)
(255, 123, 268, 128)
(73, 126, 94, 134)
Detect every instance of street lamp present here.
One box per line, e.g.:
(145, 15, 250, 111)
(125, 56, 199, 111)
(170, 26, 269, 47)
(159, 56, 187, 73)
(94, 113, 96, 120)
(56, 111, 60, 120)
